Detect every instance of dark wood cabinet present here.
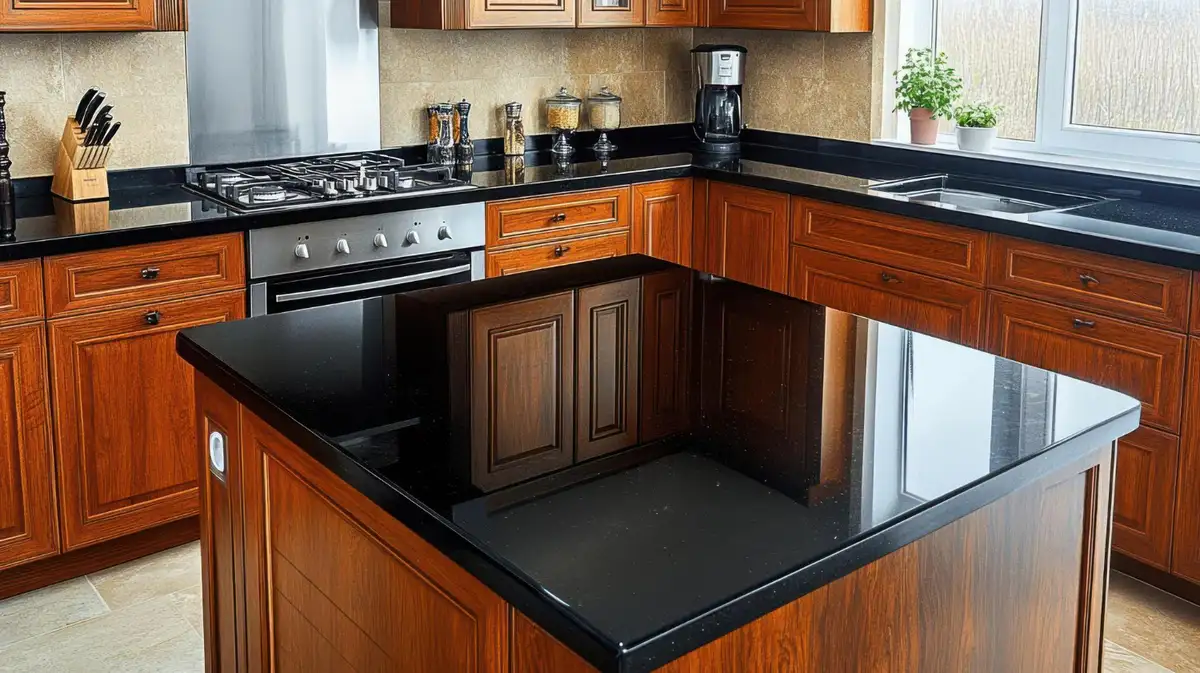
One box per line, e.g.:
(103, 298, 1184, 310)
(49, 290, 245, 550)
(703, 182, 790, 293)
(632, 179, 693, 266)
(576, 279, 641, 461)
(486, 188, 632, 277)
(706, 0, 868, 31)
(0, 0, 186, 31)
(486, 232, 630, 278)
(0, 324, 58, 571)
(789, 246, 985, 348)
(986, 292, 1186, 434)
(640, 269, 692, 442)
(646, 0, 698, 25)
(1173, 339, 1200, 583)
(469, 293, 576, 491)
(0, 260, 45, 328)
(1111, 425, 1179, 570)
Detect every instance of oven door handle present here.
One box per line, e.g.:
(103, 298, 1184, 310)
(273, 264, 473, 304)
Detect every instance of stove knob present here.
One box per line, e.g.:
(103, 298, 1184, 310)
(373, 233, 388, 249)
(335, 238, 351, 255)
(438, 226, 452, 240)
(294, 243, 310, 259)
(404, 231, 420, 246)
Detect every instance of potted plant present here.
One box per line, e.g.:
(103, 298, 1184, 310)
(954, 102, 1002, 153)
(893, 48, 962, 146)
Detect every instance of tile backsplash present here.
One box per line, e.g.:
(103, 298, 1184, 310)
(0, 33, 190, 179)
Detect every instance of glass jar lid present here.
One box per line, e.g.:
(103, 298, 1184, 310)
(545, 87, 582, 108)
(588, 86, 621, 105)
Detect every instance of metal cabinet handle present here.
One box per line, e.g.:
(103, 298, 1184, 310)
(1079, 273, 1099, 287)
(880, 272, 901, 284)
(1073, 318, 1096, 328)
(144, 310, 162, 325)
(553, 245, 571, 257)
(140, 267, 160, 280)
(550, 213, 567, 222)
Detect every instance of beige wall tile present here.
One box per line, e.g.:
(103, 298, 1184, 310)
(0, 34, 65, 100)
(5, 99, 69, 178)
(60, 33, 186, 99)
(566, 29, 644, 74)
(589, 71, 665, 128)
(644, 28, 693, 72)
(666, 69, 695, 124)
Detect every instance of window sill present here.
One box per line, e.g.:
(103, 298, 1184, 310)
(872, 138, 1200, 189)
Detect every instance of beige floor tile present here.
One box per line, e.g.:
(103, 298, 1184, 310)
(1103, 640, 1173, 672)
(0, 594, 194, 673)
(99, 628, 204, 673)
(1106, 572, 1200, 673)
(0, 577, 109, 649)
(167, 584, 205, 635)
(88, 541, 201, 610)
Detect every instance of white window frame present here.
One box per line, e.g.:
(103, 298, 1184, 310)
(891, 0, 1200, 168)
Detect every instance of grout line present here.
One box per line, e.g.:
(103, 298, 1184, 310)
(85, 574, 112, 613)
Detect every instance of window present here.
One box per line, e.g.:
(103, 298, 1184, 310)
(893, 0, 1200, 165)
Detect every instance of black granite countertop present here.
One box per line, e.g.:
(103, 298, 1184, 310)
(177, 256, 1140, 672)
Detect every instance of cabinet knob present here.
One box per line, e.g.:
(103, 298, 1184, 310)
(140, 267, 160, 280)
(1079, 273, 1099, 287)
(880, 272, 901, 284)
(554, 245, 571, 257)
(550, 213, 567, 222)
(1072, 318, 1096, 329)
(144, 310, 162, 326)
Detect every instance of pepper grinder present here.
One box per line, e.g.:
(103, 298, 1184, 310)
(0, 92, 15, 241)
(454, 99, 474, 166)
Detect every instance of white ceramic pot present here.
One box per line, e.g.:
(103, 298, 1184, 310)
(956, 125, 997, 153)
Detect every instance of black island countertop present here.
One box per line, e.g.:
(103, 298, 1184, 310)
(177, 255, 1140, 672)
(6, 129, 1200, 270)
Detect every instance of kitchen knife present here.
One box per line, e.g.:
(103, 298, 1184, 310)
(73, 87, 98, 123)
(99, 121, 121, 146)
(87, 120, 110, 147)
(79, 91, 105, 131)
(90, 104, 114, 130)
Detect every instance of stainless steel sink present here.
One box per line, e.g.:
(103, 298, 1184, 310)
(870, 174, 1105, 215)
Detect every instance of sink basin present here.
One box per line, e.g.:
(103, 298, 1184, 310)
(870, 174, 1104, 215)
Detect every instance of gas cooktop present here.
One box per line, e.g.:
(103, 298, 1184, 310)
(185, 152, 475, 213)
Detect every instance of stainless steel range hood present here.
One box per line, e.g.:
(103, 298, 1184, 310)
(186, 0, 382, 165)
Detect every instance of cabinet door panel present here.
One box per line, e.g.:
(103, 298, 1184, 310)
(790, 246, 985, 348)
(641, 269, 692, 442)
(0, 324, 58, 571)
(707, 0, 816, 30)
(578, 0, 645, 25)
(467, 0, 576, 27)
(0, 0, 168, 31)
(471, 293, 575, 491)
(0, 259, 44, 328)
(646, 0, 697, 25)
(486, 232, 630, 277)
(1173, 339, 1200, 582)
(577, 279, 641, 461)
(986, 292, 1186, 434)
(1111, 425, 1178, 570)
(632, 179, 693, 266)
(50, 290, 245, 550)
(705, 182, 789, 293)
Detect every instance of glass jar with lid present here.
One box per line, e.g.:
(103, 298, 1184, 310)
(545, 87, 582, 157)
(587, 86, 621, 155)
(503, 102, 526, 156)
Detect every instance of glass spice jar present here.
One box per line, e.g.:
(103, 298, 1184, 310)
(587, 86, 622, 155)
(503, 102, 526, 156)
(545, 87, 582, 157)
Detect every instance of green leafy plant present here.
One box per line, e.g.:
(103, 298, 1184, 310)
(893, 48, 962, 120)
(955, 101, 1002, 128)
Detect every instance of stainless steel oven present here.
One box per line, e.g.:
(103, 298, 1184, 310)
(248, 203, 485, 316)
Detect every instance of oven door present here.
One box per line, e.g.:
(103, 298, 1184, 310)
(251, 250, 483, 316)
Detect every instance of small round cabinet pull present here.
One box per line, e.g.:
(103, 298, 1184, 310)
(553, 245, 571, 257)
(144, 310, 162, 326)
(140, 267, 160, 280)
(550, 213, 567, 222)
(1073, 318, 1096, 328)
(880, 272, 901, 284)
(1079, 273, 1099, 287)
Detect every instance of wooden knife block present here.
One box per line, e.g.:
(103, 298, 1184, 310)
(51, 116, 111, 201)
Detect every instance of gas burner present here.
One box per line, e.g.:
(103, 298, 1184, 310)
(249, 184, 287, 203)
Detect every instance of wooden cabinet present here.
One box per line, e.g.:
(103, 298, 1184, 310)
(632, 179, 693, 267)
(1173, 339, 1200, 582)
(0, 0, 186, 31)
(706, 0, 868, 31)
(1111, 425, 1178, 570)
(986, 292, 1186, 434)
(0, 260, 45, 328)
(576, 279, 641, 461)
(486, 187, 632, 277)
(646, 0, 698, 25)
(50, 290, 245, 550)
(703, 181, 790, 293)
(469, 293, 576, 492)
(394, 0, 576, 28)
(640, 269, 692, 442)
(579, 0, 645, 26)
(0, 324, 58, 571)
(486, 232, 630, 277)
(790, 246, 985, 348)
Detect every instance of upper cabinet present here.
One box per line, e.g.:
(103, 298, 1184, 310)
(579, 0, 646, 27)
(0, 0, 187, 31)
(707, 0, 869, 30)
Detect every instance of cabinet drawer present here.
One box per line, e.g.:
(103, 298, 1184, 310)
(790, 198, 987, 285)
(486, 188, 630, 249)
(0, 259, 44, 327)
(986, 292, 1186, 433)
(45, 234, 246, 317)
(990, 236, 1190, 331)
(485, 232, 630, 277)
(790, 246, 984, 347)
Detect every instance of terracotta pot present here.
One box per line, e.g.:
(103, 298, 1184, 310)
(908, 108, 939, 146)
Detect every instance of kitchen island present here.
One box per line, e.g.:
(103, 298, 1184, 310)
(178, 255, 1140, 673)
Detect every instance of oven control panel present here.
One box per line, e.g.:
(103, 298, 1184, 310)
(248, 203, 485, 280)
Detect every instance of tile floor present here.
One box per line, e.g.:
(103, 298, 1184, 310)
(0, 542, 1196, 672)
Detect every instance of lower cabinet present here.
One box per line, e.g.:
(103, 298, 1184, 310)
(632, 178, 693, 266)
(640, 269, 693, 443)
(49, 290, 245, 550)
(485, 232, 630, 277)
(576, 279, 641, 462)
(702, 182, 790, 293)
(789, 245, 985, 348)
(1112, 425, 1179, 569)
(0, 323, 58, 571)
(1173, 340, 1200, 583)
